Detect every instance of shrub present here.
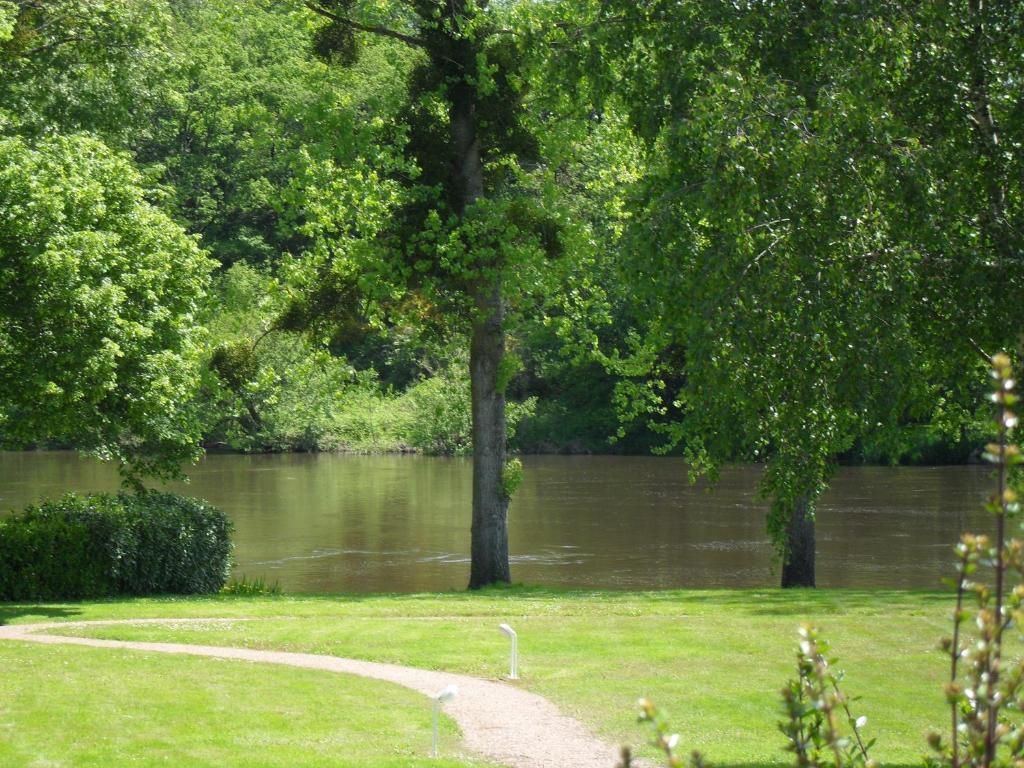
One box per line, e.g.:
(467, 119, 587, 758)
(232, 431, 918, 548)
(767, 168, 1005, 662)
(780, 627, 875, 768)
(927, 352, 1024, 768)
(397, 365, 537, 456)
(221, 575, 281, 596)
(399, 369, 474, 455)
(0, 492, 232, 600)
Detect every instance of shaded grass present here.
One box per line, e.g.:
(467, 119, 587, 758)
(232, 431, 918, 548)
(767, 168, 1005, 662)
(1, 587, 958, 766)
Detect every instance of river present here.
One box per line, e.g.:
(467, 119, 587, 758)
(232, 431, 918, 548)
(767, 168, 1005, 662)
(0, 452, 994, 592)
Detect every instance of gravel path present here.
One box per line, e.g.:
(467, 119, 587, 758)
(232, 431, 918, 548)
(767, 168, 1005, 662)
(0, 618, 638, 768)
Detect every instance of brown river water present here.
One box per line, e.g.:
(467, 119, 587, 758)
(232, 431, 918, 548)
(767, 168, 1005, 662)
(0, 452, 996, 592)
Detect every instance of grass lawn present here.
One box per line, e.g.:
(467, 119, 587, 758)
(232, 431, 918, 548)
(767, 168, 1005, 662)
(0, 638, 480, 768)
(0, 587, 956, 767)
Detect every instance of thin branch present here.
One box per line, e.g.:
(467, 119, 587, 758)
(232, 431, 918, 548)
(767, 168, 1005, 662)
(8, 35, 138, 62)
(304, 1, 428, 49)
(966, 335, 991, 364)
(250, 325, 276, 354)
(986, 385, 1009, 763)
(745, 217, 790, 234)
(829, 675, 870, 761)
(552, 15, 628, 34)
(18, 35, 83, 57)
(950, 564, 966, 768)
(740, 235, 784, 279)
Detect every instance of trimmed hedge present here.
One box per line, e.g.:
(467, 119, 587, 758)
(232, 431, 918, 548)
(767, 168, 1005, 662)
(0, 492, 232, 600)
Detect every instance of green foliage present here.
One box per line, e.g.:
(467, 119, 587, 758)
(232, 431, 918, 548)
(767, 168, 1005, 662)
(0, 506, 108, 601)
(398, 367, 474, 455)
(137, 0, 414, 267)
(200, 264, 535, 454)
(0, 492, 231, 600)
(546, 0, 1024, 568)
(0, 133, 213, 481)
(202, 263, 370, 452)
(221, 575, 281, 597)
(496, 351, 522, 395)
(396, 364, 535, 455)
(209, 341, 262, 397)
(5, 0, 1012, 484)
(0, 0, 172, 144)
(500, 457, 523, 499)
(324, 381, 415, 452)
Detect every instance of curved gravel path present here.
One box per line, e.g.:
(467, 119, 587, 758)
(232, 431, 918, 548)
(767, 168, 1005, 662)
(0, 618, 635, 768)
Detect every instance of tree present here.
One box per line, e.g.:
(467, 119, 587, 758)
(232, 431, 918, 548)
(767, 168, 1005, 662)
(295, 0, 564, 587)
(552, 0, 1023, 586)
(0, 133, 213, 481)
(0, 1, 216, 482)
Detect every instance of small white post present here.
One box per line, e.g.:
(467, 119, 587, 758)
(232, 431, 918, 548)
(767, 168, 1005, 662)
(432, 684, 458, 758)
(499, 623, 518, 680)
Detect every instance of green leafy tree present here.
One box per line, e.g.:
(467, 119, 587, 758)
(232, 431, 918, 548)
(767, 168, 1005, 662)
(0, 133, 213, 481)
(551, 0, 1024, 586)
(289, 0, 573, 587)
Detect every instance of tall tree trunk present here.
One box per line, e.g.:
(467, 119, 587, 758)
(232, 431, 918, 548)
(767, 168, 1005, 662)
(781, 495, 815, 588)
(447, 29, 512, 588)
(468, 280, 511, 588)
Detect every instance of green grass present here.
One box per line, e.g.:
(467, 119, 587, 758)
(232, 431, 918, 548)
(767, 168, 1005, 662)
(1, 587, 956, 767)
(0, 639, 480, 767)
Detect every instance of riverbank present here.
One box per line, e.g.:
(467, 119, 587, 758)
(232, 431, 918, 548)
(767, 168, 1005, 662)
(1, 587, 955, 766)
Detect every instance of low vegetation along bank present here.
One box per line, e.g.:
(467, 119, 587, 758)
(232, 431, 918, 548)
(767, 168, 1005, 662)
(0, 588, 953, 766)
(0, 492, 231, 601)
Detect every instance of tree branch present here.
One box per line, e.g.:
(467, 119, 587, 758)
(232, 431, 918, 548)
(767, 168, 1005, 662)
(304, 2, 428, 49)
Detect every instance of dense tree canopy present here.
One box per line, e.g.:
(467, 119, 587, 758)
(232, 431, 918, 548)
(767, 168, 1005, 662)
(0, 133, 212, 480)
(547, 0, 1024, 584)
(0, 0, 170, 143)
(1, 0, 1019, 586)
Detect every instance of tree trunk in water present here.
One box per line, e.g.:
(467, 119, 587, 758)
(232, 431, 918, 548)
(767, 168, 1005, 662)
(781, 495, 815, 588)
(468, 280, 511, 588)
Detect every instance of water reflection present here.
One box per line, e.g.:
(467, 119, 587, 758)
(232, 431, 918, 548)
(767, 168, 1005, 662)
(0, 452, 994, 592)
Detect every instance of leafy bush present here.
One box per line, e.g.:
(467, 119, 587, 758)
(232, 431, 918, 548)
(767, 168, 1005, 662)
(397, 364, 537, 456)
(399, 369, 474, 455)
(0, 492, 232, 600)
(926, 352, 1024, 768)
(780, 627, 875, 768)
(201, 264, 541, 455)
